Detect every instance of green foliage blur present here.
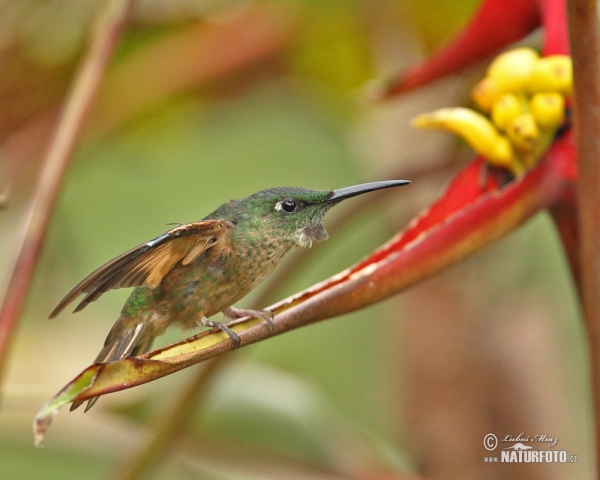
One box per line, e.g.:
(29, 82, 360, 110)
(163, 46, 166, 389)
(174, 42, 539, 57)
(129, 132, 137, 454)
(0, 0, 588, 479)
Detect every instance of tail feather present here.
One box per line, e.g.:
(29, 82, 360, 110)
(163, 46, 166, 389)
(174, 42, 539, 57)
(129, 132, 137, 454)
(71, 321, 152, 412)
(96, 322, 147, 363)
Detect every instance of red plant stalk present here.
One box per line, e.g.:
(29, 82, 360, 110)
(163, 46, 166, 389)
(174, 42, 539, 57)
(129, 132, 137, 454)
(567, 0, 600, 464)
(0, 0, 134, 378)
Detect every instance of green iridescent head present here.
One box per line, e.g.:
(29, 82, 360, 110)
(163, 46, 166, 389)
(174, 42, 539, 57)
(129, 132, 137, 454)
(208, 180, 410, 247)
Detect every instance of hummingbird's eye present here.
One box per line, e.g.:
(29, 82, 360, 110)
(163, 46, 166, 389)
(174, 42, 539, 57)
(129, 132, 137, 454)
(276, 199, 301, 214)
(282, 200, 297, 212)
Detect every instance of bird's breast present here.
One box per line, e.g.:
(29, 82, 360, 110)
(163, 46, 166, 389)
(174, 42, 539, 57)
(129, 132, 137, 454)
(155, 235, 292, 326)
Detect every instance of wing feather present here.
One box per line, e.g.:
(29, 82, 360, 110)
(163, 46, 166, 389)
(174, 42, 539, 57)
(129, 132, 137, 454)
(50, 219, 232, 318)
(181, 239, 212, 265)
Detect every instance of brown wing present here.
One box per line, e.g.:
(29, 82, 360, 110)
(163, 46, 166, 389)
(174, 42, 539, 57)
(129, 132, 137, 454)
(49, 219, 233, 318)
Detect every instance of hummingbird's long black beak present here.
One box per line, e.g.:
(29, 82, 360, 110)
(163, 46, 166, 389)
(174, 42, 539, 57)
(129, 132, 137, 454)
(326, 180, 411, 203)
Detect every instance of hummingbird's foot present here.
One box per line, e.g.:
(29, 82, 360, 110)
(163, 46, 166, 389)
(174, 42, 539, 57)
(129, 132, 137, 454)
(223, 307, 275, 335)
(199, 316, 241, 349)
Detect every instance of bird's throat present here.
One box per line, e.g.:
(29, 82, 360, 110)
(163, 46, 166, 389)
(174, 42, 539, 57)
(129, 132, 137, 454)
(294, 224, 329, 248)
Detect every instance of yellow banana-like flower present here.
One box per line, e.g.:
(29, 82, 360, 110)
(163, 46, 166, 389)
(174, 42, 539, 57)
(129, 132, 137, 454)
(412, 107, 523, 176)
(528, 55, 573, 95)
(471, 76, 504, 113)
(491, 93, 525, 131)
(529, 92, 565, 130)
(487, 47, 539, 93)
(505, 113, 540, 154)
(411, 48, 571, 179)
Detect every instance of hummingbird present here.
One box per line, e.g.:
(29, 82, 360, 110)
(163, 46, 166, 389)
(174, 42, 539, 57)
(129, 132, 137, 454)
(50, 180, 410, 411)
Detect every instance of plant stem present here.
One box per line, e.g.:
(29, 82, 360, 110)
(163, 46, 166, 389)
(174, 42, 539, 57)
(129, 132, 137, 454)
(0, 0, 134, 382)
(567, 0, 600, 468)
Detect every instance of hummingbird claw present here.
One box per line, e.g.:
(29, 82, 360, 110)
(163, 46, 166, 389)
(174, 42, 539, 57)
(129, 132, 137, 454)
(69, 395, 99, 412)
(223, 307, 275, 335)
(261, 311, 275, 335)
(200, 316, 241, 349)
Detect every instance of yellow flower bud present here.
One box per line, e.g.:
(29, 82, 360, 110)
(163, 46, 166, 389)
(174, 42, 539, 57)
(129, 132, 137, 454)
(506, 113, 540, 153)
(529, 92, 565, 130)
(487, 47, 539, 92)
(491, 93, 524, 131)
(471, 76, 504, 112)
(411, 107, 514, 166)
(528, 55, 573, 95)
(488, 136, 521, 174)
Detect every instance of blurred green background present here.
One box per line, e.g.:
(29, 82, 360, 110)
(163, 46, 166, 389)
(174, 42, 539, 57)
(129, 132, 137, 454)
(0, 0, 591, 479)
